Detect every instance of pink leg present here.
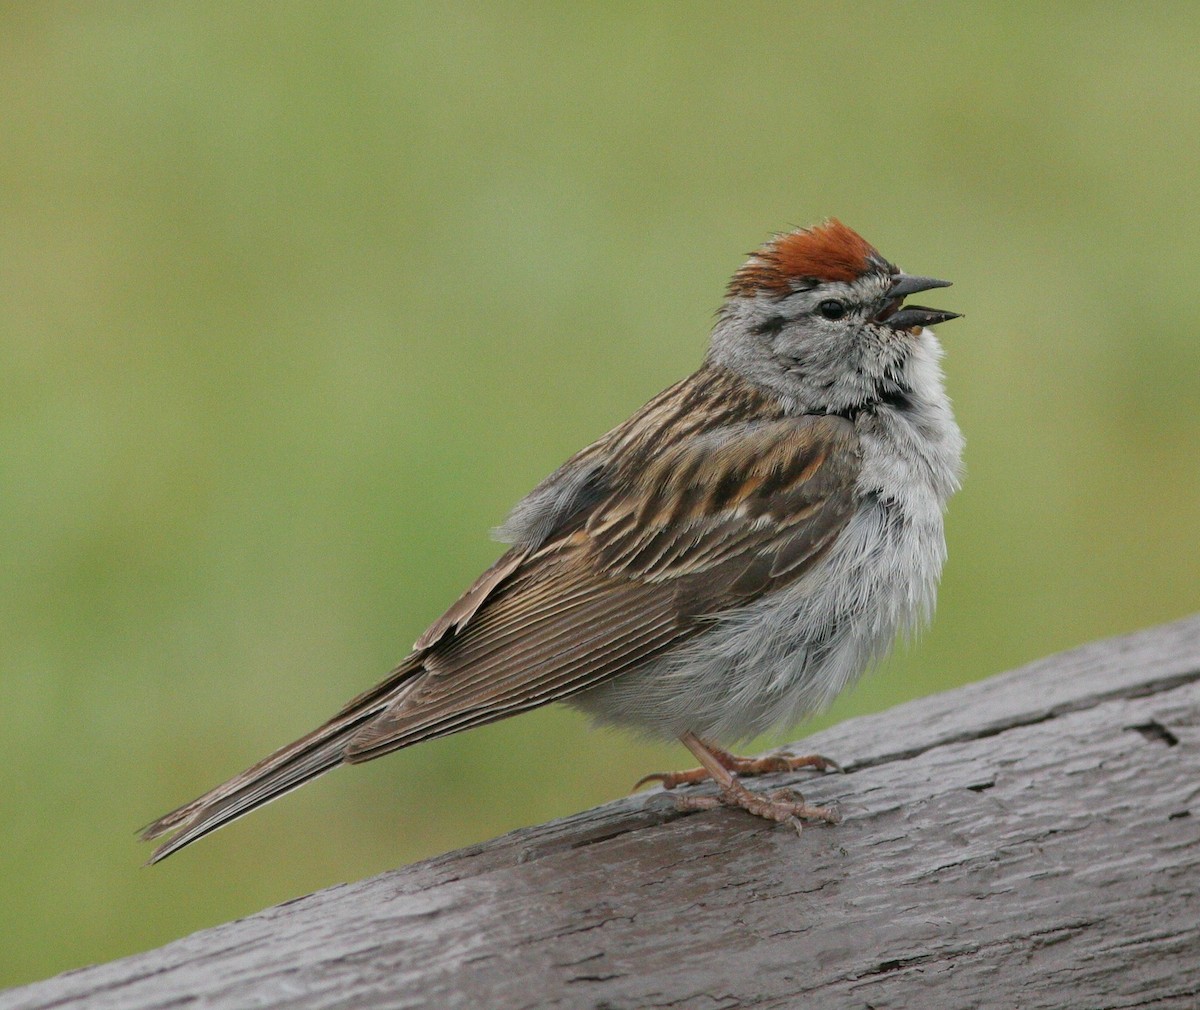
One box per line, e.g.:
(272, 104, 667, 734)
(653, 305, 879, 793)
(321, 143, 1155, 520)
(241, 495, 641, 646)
(641, 732, 840, 834)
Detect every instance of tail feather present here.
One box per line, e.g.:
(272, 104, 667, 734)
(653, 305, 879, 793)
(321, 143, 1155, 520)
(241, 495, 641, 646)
(140, 706, 385, 863)
(143, 657, 427, 863)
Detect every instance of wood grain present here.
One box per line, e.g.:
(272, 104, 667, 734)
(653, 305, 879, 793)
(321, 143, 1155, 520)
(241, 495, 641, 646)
(5, 615, 1200, 1009)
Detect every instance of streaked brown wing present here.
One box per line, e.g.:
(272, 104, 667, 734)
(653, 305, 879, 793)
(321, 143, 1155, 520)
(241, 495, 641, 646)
(413, 548, 528, 652)
(588, 416, 857, 584)
(343, 414, 860, 760)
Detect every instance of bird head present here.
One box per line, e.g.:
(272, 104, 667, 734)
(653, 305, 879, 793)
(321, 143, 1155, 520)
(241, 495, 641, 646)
(709, 219, 960, 416)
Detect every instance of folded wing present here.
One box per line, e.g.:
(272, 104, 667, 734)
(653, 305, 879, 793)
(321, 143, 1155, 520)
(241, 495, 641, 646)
(143, 409, 859, 861)
(344, 414, 860, 758)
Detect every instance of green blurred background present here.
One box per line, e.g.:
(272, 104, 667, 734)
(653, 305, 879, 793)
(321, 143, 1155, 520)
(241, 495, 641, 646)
(3, 1, 1198, 990)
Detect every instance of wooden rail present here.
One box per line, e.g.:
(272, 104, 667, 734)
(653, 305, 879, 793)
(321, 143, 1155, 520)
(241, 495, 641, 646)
(4, 615, 1200, 1009)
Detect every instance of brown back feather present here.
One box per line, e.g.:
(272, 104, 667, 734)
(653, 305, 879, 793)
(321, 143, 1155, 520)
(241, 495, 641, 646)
(143, 364, 861, 859)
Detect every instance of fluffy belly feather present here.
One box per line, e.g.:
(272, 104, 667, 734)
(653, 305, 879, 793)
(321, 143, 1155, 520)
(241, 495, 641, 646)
(572, 491, 946, 742)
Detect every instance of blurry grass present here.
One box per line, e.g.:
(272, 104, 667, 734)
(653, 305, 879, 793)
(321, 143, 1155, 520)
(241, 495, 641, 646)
(2, 1, 1200, 990)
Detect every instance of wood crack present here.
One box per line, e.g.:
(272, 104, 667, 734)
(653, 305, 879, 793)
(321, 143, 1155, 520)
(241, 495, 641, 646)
(843, 663, 1200, 774)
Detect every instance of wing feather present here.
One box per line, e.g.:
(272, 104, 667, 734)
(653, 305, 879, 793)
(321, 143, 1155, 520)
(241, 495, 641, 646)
(144, 366, 862, 861)
(344, 413, 859, 759)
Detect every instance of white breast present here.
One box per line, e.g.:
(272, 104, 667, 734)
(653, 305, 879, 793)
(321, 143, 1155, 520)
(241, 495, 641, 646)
(572, 332, 963, 743)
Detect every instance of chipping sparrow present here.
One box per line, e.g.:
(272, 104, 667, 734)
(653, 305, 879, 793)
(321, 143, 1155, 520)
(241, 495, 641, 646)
(142, 219, 963, 861)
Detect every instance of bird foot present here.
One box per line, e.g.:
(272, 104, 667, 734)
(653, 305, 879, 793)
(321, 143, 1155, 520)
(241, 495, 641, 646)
(637, 733, 840, 834)
(635, 743, 839, 791)
(672, 783, 841, 835)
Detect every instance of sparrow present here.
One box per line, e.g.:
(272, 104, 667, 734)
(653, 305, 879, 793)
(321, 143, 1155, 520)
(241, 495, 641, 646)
(141, 219, 963, 861)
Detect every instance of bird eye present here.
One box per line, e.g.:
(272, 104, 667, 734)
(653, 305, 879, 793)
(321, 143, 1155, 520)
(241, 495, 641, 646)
(817, 299, 847, 320)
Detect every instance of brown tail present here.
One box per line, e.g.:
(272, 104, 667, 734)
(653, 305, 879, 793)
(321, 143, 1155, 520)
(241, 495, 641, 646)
(141, 661, 421, 863)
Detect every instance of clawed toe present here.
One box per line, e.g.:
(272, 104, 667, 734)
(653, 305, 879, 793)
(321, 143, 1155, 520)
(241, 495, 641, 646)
(647, 733, 841, 834)
(633, 767, 711, 791)
(766, 788, 841, 825)
(782, 752, 842, 773)
(633, 743, 840, 794)
(671, 782, 840, 831)
(736, 751, 841, 776)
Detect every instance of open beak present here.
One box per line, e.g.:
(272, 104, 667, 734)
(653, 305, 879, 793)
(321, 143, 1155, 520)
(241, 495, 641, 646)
(878, 273, 961, 330)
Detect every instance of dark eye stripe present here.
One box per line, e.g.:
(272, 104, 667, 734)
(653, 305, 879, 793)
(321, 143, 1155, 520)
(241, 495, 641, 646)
(752, 315, 786, 337)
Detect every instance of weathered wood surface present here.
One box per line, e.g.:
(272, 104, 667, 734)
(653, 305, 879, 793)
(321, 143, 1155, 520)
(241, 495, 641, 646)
(5, 616, 1200, 1010)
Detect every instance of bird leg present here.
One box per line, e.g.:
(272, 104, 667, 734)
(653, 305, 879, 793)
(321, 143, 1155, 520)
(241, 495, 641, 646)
(635, 735, 839, 790)
(639, 732, 840, 833)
